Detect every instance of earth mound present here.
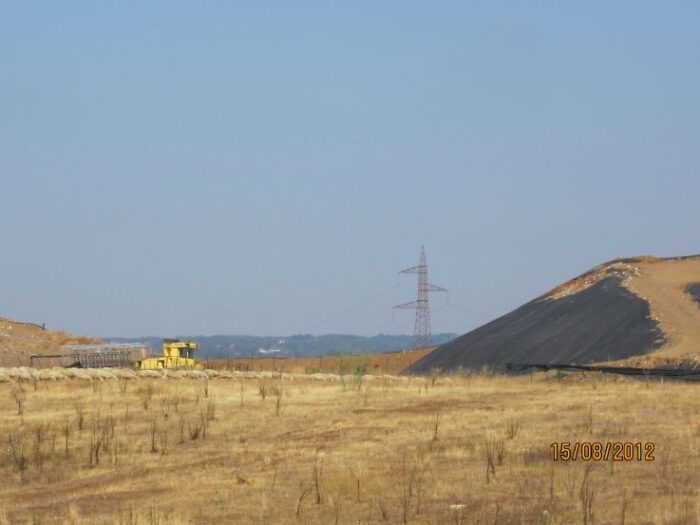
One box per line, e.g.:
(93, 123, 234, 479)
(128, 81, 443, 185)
(0, 317, 99, 366)
(408, 255, 700, 374)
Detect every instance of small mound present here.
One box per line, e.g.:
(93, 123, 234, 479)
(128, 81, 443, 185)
(0, 317, 99, 366)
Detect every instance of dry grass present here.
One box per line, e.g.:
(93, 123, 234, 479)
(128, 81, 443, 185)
(0, 371, 698, 524)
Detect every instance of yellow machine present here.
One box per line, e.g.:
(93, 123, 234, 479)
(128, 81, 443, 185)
(138, 339, 202, 369)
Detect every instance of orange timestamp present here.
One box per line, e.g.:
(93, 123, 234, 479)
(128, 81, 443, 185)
(551, 441, 655, 462)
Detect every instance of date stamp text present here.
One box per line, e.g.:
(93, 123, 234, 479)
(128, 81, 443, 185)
(550, 442, 655, 462)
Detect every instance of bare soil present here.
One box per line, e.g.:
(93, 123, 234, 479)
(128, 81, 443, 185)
(0, 317, 98, 367)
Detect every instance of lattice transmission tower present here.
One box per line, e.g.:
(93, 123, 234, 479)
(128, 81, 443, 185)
(394, 247, 447, 348)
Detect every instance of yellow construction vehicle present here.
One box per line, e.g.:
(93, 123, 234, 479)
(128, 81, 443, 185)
(137, 339, 202, 369)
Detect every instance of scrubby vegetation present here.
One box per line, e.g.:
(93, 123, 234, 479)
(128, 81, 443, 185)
(0, 370, 698, 523)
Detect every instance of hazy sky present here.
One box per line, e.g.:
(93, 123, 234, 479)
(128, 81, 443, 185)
(2, 2, 699, 338)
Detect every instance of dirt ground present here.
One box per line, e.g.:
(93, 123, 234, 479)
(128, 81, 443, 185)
(0, 372, 698, 524)
(623, 257, 700, 360)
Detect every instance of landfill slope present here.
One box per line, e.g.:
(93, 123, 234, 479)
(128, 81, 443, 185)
(409, 255, 700, 374)
(407, 275, 664, 374)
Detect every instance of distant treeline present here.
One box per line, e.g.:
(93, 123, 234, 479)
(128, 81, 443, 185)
(105, 333, 457, 358)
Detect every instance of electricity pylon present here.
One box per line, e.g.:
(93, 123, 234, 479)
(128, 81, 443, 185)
(394, 247, 447, 348)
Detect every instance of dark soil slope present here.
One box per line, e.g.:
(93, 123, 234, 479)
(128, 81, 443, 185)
(686, 283, 700, 308)
(407, 276, 665, 374)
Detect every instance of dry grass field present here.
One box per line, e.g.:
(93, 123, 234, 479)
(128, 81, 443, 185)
(0, 371, 698, 524)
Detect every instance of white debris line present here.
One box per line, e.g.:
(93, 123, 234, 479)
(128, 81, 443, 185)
(0, 367, 411, 383)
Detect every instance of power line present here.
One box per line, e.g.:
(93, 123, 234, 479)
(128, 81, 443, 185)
(304, 284, 399, 332)
(443, 293, 493, 319)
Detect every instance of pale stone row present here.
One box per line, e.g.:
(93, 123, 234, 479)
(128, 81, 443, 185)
(0, 366, 412, 383)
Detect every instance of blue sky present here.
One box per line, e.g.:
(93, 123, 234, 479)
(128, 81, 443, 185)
(2, 2, 699, 337)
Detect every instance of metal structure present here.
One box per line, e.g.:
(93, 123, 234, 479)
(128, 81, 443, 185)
(394, 247, 447, 348)
(30, 340, 203, 369)
(506, 363, 700, 381)
(30, 343, 149, 368)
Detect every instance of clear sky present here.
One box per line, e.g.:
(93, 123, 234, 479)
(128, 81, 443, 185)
(2, 2, 699, 338)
